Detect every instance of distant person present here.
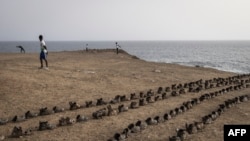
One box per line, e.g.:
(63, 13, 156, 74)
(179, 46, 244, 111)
(115, 42, 121, 54)
(86, 43, 88, 52)
(16, 45, 25, 53)
(38, 35, 48, 69)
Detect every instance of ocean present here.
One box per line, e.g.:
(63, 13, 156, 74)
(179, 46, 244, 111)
(1, 40, 250, 74)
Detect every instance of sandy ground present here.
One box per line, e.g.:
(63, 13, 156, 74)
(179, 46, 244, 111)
(0, 49, 249, 141)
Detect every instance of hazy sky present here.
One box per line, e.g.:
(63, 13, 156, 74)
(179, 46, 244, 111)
(0, 0, 250, 41)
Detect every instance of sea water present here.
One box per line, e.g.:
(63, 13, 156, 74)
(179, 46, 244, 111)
(0, 40, 250, 74)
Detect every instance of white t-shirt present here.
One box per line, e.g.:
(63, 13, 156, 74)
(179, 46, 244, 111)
(40, 40, 46, 50)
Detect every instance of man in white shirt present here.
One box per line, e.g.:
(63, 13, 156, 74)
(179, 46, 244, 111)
(39, 35, 48, 69)
(115, 42, 121, 54)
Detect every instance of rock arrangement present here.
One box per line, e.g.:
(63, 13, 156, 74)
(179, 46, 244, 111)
(1, 74, 250, 140)
(107, 88, 249, 140)
(169, 94, 249, 141)
(106, 75, 250, 141)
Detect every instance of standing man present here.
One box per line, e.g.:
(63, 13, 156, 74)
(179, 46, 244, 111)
(86, 43, 88, 52)
(115, 42, 121, 54)
(39, 35, 48, 69)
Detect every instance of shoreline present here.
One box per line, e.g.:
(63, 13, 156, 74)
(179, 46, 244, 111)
(1, 40, 249, 74)
(0, 49, 242, 75)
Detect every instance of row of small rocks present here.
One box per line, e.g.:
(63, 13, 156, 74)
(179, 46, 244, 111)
(7, 114, 88, 139)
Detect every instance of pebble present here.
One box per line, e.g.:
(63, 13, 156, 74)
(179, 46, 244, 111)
(154, 69, 161, 73)
(0, 136, 4, 141)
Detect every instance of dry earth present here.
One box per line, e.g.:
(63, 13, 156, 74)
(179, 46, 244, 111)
(0, 49, 249, 141)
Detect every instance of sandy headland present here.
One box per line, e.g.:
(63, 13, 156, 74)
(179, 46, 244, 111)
(0, 49, 250, 141)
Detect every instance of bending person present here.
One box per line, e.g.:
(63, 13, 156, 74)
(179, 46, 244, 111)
(16, 46, 25, 53)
